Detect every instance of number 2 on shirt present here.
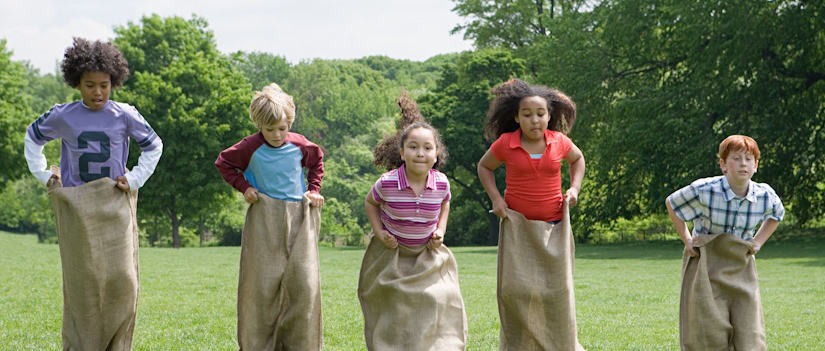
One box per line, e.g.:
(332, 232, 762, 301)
(78, 131, 111, 182)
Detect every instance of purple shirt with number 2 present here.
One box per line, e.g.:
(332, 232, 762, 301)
(26, 100, 161, 187)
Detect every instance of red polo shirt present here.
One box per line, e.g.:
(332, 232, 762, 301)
(490, 129, 572, 221)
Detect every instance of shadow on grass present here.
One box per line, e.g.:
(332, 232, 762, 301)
(448, 237, 825, 262)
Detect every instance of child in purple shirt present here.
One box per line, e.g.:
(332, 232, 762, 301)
(22, 37, 162, 351)
(25, 38, 162, 190)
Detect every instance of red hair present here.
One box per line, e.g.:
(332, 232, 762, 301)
(719, 135, 760, 161)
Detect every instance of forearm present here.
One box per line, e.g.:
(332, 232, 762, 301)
(24, 133, 52, 185)
(364, 196, 385, 234)
(666, 198, 692, 244)
(124, 141, 163, 190)
(568, 155, 585, 191)
(436, 202, 450, 232)
(753, 219, 779, 247)
(478, 166, 504, 203)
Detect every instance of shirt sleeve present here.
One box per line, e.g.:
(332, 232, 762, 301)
(489, 134, 508, 162)
(24, 133, 53, 185)
(295, 134, 324, 194)
(443, 177, 451, 203)
(215, 136, 258, 194)
(558, 133, 573, 158)
(126, 107, 162, 152)
(370, 177, 385, 203)
(761, 186, 785, 222)
(26, 106, 60, 146)
(667, 182, 703, 222)
(124, 108, 163, 189)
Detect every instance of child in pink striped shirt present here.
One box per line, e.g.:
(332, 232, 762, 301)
(358, 93, 467, 350)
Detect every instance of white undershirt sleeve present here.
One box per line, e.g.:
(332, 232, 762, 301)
(124, 139, 163, 190)
(24, 133, 53, 185)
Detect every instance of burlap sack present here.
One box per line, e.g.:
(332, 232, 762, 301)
(237, 192, 322, 351)
(497, 201, 585, 351)
(358, 236, 468, 351)
(48, 177, 139, 351)
(680, 233, 765, 351)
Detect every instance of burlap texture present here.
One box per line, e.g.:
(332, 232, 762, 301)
(497, 201, 585, 351)
(680, 233, 765, 351)
(48, 177, 139, 351)
(358, 236, 468, 351)
(237, 192, 322, 351)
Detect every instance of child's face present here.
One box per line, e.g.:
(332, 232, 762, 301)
(77, 71, 111, 111)
(261, 118, 290, 147)
(515, 95, 550, 142)
(720, 149, 758, 184)
(400, 127, 438, 177)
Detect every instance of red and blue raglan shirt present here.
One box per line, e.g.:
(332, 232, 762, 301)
(215, 132, 324, 202)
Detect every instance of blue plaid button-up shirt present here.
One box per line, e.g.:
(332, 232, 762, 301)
(667, 176, 784, 240)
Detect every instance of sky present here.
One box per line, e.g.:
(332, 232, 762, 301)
(0, 0, 475, 73)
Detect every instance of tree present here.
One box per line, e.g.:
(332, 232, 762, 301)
(230, 51, 290, 91)
(451, 0, 591, 49)
(419, 48, 527, 244)
(114, 15, 254, 248)
(522, 0, 825, 232)
(0, 39, 34, 185)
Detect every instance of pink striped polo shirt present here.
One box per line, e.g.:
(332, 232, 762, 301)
(370, 164, 451, 246)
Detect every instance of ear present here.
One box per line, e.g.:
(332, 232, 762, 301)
(754, 159, 759, 173)
(399, 148, 405, 161)
(719, 158, 727, 174)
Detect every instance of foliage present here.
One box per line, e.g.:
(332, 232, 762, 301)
(419, 48, 527, 244)
(0, 178, 56, 242)
(450, 0, 592, 49)
(230, 51, 290, 91)
(114, 14, 254, 248)
(452, 0, 825, 238)
(0, 39, 34, 185)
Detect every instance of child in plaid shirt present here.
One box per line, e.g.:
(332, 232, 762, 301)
(666, 134, 784, 350)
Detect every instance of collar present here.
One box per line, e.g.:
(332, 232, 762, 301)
(80, 100, 110, 110)
(721, 176, 756, 202)
(507, 129, 558, 149)
(397, 164, 436, 191)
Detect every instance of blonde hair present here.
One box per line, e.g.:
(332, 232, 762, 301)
(249, 83, 295, 129)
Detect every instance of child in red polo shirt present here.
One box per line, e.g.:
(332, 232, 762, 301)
(477, 78, 586, 350)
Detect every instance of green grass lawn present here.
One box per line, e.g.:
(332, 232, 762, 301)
(1, 231, 823, 350)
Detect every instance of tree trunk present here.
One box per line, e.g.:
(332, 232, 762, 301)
(488, 212, 500, 246)
(171, 215, 180, 249)
(168, 194, 180, 249)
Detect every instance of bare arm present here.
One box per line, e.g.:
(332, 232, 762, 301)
(666, 197, 698, 257)
(365, 189, 397, 249)
(477, 148, 508, 218)
(564, 143, 585, 206)
(428, 201, 450, 250)
(752, 219, 779, 253)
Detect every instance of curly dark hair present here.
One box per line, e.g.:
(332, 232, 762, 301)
(373, 91, 449, 171)
(483, 78, 577, 141)
(61, 37, 130, 88)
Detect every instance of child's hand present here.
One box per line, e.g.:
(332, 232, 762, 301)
(376, 230, 398, 249)
(565, 187, 579, 207)
(491, 198, 508, 219)
(427, 230, 444, 250)
(684, 238, 699, 257)
(244, 187, 259, 204)
(307, 192, 325, 207)
(116, 176, 130, 192)
(751, 242, 762, 255)
(46, 174, 59, 187)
